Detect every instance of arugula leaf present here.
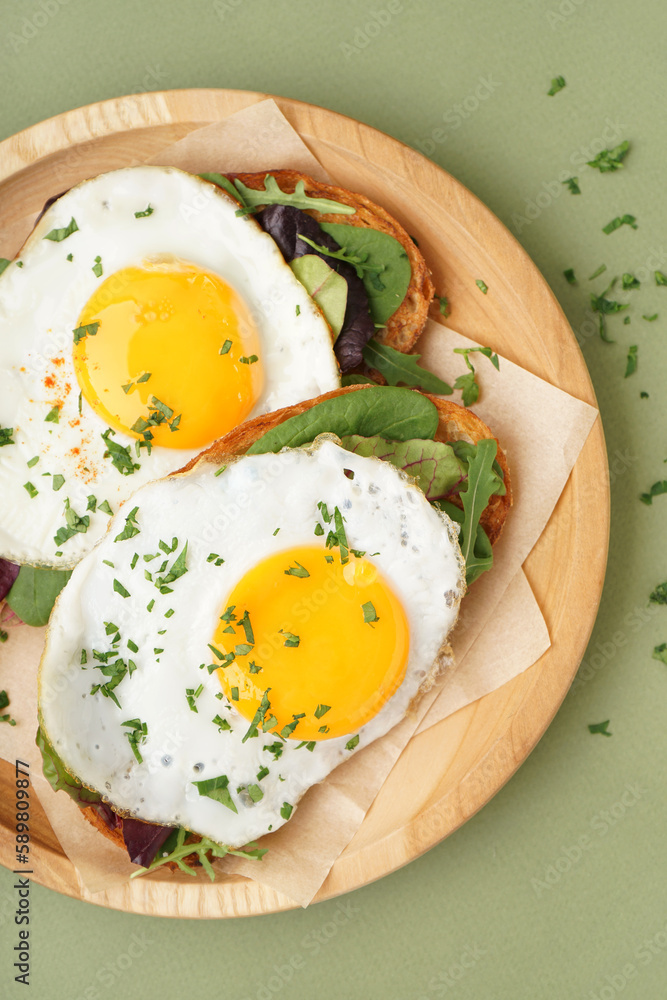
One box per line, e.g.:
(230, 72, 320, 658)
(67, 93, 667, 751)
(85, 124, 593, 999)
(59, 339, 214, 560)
(130, 825, 266, 880)
(588, 720, 612, 736)
(362, 340, 453, 394)
(290, 255, 347, 337)
(563, 268, 577, 285)
(36, 726, 102, 804)
(199, 172, 244, 203)
(44, 217, 78, 242)
(438, 501, 493, 584)
(587, 140, 630, 172)
(318, 223, 412, 325)
(547, 75, 566, 96)
(602, 215, 638, 234)
(649, 582, 667, 605)
(562, 177, 580, 195)
(452, 438, 499, 584)
(298, 232, 385, 282)
(7, 567, 72, 626)
(624, 345, 638, 377)
(233, 175, 356, 217)
(193, 774, 237, 813)
(640, 481, 667, 505)
(453, 347, 499, 407)
(247, 386, 440, 453)
(652, 644, 667, 665)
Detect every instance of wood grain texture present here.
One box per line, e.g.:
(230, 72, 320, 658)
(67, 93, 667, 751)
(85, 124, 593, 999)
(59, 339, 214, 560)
(0, 89, 610, 918)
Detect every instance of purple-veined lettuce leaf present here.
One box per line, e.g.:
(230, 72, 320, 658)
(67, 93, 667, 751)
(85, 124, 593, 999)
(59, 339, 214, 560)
(0, 560, 20, 602)
(256, 204, 375, 371)
(340, 435, 467, 500)
(36, 725, 103, 806)
(122, 817, 174, 867)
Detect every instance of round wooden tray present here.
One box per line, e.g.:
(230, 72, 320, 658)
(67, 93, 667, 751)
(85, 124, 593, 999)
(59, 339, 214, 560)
(0, 89, 609, 917)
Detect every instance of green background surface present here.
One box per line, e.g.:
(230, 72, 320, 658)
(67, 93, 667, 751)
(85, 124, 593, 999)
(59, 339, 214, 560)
(1, 1, 666, 997)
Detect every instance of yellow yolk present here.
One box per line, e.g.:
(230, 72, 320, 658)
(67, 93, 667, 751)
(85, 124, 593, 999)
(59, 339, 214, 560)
(212, 546, 410, 741)
(73, 260, 264, 449)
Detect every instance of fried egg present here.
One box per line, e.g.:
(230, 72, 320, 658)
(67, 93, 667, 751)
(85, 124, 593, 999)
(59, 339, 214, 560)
(0, 166, 340, 568)
(38, 438, 464, 848)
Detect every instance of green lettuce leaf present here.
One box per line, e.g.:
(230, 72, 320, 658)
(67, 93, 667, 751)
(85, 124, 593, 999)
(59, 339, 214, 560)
(36, 726, 101, 805)
(6, 566, 72, 626)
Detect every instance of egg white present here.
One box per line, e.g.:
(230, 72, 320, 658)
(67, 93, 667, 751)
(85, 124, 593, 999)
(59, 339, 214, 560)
(0, 166, 340, 568)
(38, 438, 465, 848)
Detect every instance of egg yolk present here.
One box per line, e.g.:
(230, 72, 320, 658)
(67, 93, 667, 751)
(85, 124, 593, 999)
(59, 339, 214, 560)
(73, 260, 264, 450)
(211, 546, 410, 741)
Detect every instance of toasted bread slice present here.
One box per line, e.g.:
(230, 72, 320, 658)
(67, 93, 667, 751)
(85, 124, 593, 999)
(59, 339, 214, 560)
(229, 170, 434, 354)
(178, 385, 511, 545)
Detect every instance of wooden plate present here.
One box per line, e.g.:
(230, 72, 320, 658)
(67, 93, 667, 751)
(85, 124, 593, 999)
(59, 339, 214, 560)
(0, 89, 609, 917)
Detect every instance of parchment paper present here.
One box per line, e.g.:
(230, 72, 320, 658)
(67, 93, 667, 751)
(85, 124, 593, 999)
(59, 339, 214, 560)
(0, 99, 598, 907)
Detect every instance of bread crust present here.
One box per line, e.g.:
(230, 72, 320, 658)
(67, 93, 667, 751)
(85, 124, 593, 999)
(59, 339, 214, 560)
(177, 384, 511, 545)
(228, 170, 434, 353)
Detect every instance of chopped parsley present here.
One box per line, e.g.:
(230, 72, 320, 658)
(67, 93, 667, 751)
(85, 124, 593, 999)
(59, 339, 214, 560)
(437, 294, 449, 316)
(249, 661, 262, 674)
(588, 264, 607, 281)
(314, 704, 331, 719)
(154, 542, 188, 593)
(624, 345, 638, 378)
(656, 271, 667, 286)
(234, 643, 253, 656)
(101, 428, 140, 476)
(72, 321, 100, 345)
(113, 579, 131, 598)
(92, 256, 103, 278)
(295, 304, 301, 316)
(640, 481, 667, 505)
(562, 177, 580, 195)
(563, 268, 577, 285)
(602, 214, 638, 234)
(246, 784, 264, 803)
(207, 552, 225, 565)
(279, 629, 300, 648)
(54, 498, 90, 545)
(122, 372, 152, 394)
(587, 140, 630, 172)
(52, 474, 65, 491)
(0, 426, 15, 447)
(239, 610, 254, 644)
(98, 500, 113, 515)
(547, 75, 566, 96)
(345, 734, 360, 751)
(362, 601, 379, 624)
(230, 687, 239, 701)
(649, 582, 667, 605)
(23, 482, 38, 499)
(213, 714, 232, 732)
(279, 714, 304, 739)
(114, 505, 140, 542)
(186, 684, 204, 712)
(134, 205, 154, 218)
(239, 355, 258, 365)
(652, 644, 667, 665)
(132, 396, 181, 444)
(44, 217, 78, 242)
(453, 346, 499, 407)
(193, 773, 237, 813)
(588, 720, 612, 737)
(122, 718, 147, 763)
(280, 802, 293, 820)
(621, 273, 640, 290)
(45, 406, 60, 424)
(475, 279, 488, 294)
(643, 314, 658, 322)
(219, 339, 232, 355)
(27, 456, 39, 467)
(284, 561, 310, 578)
